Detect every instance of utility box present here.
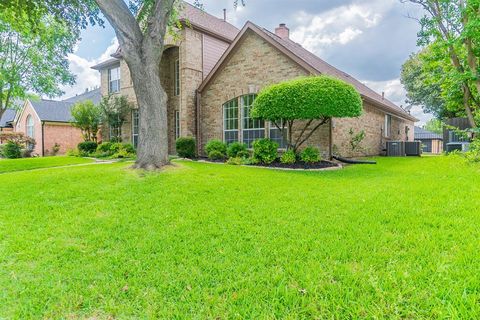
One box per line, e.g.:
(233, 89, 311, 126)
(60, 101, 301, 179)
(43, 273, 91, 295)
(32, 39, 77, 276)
(386, 141, 405, 157)
(405, 141, 422, 156)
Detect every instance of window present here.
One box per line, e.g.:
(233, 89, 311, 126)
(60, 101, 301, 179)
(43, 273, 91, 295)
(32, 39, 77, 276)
(108, 66, 120, 94)
(174, 59, 180, 96)
(269, 121, 288, 149)
(384, 114, 392, 138)
(242, 94, 264, 148)
(26, 115, 34, 138)
(223, 98, 239, 144)
(175, 110, 180, 139)
(109, 125, 120, 142)
(132, 109, 139, 148)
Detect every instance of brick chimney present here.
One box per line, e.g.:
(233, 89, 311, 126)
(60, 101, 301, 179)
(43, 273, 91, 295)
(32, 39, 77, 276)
(275, 23, 289, 39)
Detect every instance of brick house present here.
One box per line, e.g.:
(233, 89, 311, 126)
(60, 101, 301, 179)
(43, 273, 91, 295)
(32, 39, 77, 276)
(92, 3, 417, 158)
(11, 89, 101, 156)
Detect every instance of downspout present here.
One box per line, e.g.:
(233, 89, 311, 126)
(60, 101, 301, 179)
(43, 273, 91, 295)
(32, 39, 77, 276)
(41, 121, 45, 157)
(195, 89, 201, 156)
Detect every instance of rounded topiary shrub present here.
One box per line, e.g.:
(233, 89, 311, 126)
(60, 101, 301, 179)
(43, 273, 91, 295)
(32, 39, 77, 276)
(1, 141, 22, 159)
(205, 140, 227, 157)
(280, 150, 297, 164)
(227, 142, 248, 158)
(78, 141, 98, 155)
(252, 138, 278, 164)
(300, 146, 321, 163)
(176, 137, 196, 159)
(208, 150, 225, 160)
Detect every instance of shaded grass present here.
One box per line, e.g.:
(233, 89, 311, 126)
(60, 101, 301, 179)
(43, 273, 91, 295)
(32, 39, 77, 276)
(0, 156, 93, 173)
(0, 156, 479, 318)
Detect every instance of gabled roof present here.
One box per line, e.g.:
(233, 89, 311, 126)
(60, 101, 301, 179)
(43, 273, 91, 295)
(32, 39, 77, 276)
(179, 2, 239, 42)
(0, 109, 16, 128)
(414, 126, 443, 140)
(22, 88, 102, 123)
(106, 1, 239, 61)
(199, 21, 417, 122)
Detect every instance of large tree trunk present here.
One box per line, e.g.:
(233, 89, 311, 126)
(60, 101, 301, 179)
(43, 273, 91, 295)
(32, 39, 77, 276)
(128, 55, 169, 169)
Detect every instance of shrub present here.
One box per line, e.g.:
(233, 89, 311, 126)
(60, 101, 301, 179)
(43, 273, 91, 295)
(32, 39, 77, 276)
(97, 142, 114, 153)
(226, 157, 247, 165)
(280, 150, 297, 164)
(121, 143, 135, 154)
(465, 139, 480, 162)
(66, 148, 80, 157)
(2, 141, 22, 159)
(94, 142, 136, 159)
(252, 76, 362, 151)
(237, 150, 250, 159)
(206, 140, 227, 157)
(51, 143, 61, 156)
(301, 146, 321, 163)
(252, 138, 278, 164)
(176, 137, 196, 159)
(78, 141, 98, 154)
(208, 150, 225, 161)
(227, 142, 247, 158)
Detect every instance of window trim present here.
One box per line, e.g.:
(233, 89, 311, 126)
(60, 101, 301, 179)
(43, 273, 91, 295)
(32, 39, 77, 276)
(384, 114, 392, 138)
(132, 109, 139, 148)
(108, 66, 121, 94)
(174, 59, 180, 96)
(175, 110, 180, 139)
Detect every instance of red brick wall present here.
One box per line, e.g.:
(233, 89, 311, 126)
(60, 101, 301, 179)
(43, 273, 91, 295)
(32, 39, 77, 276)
(15, 101, 43, 156)
(43, 123, 84, 155)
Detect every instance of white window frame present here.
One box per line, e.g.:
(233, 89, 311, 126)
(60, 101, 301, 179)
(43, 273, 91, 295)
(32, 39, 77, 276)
(108, 66, 121, 94)
(384, 114, 392, 138)
(175, 110, 180, 139)
(174, 59, 180, 96)
(223, 98, 239, 145)
(241, 94, 264, 148)
(132, 109, 139, 148)
(26, 115, 34, 138)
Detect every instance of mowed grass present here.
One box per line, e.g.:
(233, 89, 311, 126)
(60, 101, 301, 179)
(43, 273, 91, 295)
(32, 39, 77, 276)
(0, 156, 93, 173)
(0, 156, 479, 319)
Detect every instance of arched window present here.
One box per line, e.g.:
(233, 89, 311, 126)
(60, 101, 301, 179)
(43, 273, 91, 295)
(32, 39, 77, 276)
(26, 115, 34, 138)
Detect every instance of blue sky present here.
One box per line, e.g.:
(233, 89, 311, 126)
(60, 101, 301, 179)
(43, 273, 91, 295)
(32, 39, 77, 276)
(63, 0, 431, 124)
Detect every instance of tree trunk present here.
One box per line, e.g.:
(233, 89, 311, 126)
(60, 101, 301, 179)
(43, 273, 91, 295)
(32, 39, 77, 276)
(128, 54, 169, 169)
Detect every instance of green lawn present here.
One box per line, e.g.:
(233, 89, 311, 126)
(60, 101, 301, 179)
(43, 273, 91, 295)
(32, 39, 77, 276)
(0, 156, 93, 173)
(1, 156, 479, 319)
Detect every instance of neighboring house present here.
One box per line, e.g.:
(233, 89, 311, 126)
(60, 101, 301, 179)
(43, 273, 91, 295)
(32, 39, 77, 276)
(13, 88, 101, 156)
(414, 126, 443, 154)
(92, 3, 417, 158)
(443, 117, 472, 152)
(0, 109, 17, 133)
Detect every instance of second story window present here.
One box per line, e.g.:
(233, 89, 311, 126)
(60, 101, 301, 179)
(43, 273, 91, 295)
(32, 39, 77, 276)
(174, 59, 180, 96)
(108, 66, 120, 94)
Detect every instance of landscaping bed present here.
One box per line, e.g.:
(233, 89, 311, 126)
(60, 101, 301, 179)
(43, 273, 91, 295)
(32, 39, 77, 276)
(251, 159, 338, 169)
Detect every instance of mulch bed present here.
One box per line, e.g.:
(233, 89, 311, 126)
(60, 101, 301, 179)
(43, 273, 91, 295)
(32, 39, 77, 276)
(249, 160, 339, 170)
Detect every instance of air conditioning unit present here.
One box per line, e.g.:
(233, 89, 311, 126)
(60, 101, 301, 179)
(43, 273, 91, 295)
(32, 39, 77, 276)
(386, 141, 405, 157)
(405, 141, 422, 156)
(446, 142, 470, 153)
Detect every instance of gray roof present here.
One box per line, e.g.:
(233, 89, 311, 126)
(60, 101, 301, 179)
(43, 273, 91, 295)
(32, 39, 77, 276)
(29, 88, 101, 122)
(0, 109, 16, 128)
(414, 126, 443, 140)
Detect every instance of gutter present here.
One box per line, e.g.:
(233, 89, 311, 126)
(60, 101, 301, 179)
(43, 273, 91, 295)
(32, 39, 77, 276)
(41, 121, 45, 157)
(195, 90, 201, 156)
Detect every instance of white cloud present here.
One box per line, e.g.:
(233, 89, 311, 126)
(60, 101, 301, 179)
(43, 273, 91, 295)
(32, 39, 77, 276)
(58, 38, 118, 100)
(290, 0, 394, 54)
(362, 78, 434, 125)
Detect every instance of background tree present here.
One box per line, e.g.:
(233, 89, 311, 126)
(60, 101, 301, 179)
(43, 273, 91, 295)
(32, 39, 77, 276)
(71, 100, 102, 142)
(403, 0, 480, 128)
(424, 118, 444, 133)
(0, 11, 75, 120)
(99, 95, 134, 142)
(251, 76, 363, 152)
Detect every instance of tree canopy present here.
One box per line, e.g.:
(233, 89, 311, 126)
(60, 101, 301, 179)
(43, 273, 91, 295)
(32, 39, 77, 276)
(252, 76, 362, 151)
(71, 100, 102, 142)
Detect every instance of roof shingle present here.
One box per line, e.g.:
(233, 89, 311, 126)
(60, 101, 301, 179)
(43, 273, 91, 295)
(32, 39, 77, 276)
(414, 126, 443, 140)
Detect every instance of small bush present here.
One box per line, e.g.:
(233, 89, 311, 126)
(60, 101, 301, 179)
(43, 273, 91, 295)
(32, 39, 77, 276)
(237, 150, 250, 159)
(78, 141, 98, 155)
(227, 142, 247, 158)
(280, 150, 297, 164)
(176, 137, 196, 159)
(208, 150, 225, 161)
(226, 157, 247, 165)
(301, 146, 321, 163)
(206, 140, 227, 157)
(97, 142, 114, 153)
(252, 138, 278, 164)
(51, 143, 61, 156)
(465, 139, 480, 162)
(2, 141, 22, 159)
(66, 148, 80, 157)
